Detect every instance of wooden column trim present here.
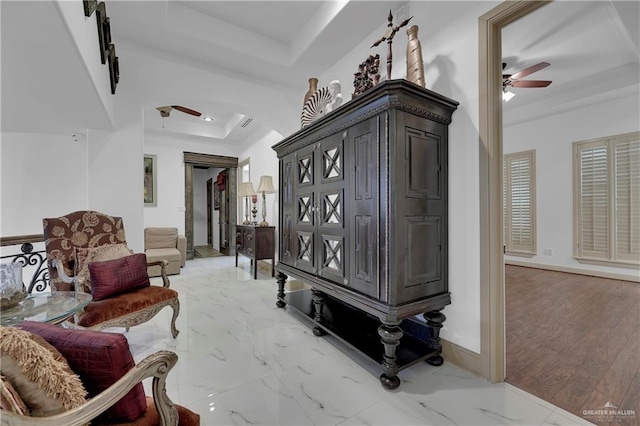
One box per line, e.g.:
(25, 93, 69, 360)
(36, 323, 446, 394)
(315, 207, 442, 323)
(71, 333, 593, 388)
(184, 163, 194, 260)
(478, 0, 552, 383)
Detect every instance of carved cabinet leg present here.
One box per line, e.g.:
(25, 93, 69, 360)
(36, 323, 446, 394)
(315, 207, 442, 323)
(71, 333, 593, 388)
(378, 320, 403, 389)
(423, 310, 446, 366)
(276, 272, 287, 308)
(311, 289, 327, 336)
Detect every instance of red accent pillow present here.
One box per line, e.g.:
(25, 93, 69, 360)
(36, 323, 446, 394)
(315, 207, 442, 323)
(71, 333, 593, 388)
(88, 253, 151, 301)
(19, 321, 147, 423)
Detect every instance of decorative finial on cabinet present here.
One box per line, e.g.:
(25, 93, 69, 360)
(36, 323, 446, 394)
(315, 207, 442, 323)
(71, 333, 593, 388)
(371, 10, 413, 81)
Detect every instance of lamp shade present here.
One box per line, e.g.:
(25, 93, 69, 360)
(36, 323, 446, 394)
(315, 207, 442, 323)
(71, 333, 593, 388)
(237, 182, 256, 197)
(257, 175, 275, 193)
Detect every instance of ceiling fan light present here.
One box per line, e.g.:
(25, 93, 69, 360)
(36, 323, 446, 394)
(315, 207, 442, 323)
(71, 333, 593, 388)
(502, 90, 516, 102)
(202, 116, 214, 122)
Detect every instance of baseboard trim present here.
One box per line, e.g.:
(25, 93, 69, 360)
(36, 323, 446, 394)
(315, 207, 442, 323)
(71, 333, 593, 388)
(505, 260, 640, 283)
(441, 338, 483, 378)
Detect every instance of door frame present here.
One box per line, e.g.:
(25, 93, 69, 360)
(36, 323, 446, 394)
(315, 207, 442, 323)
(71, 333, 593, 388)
(478, 0, 551, 382)
(207, 178, 213, 247)
(218, 169, 231, 255)
(184, 152, 238, 259)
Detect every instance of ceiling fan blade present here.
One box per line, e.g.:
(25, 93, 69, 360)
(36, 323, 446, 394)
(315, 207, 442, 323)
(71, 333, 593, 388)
(511, 80, 552, 88)
(171, 105, 202, 117)
(510, 62, 550, 80)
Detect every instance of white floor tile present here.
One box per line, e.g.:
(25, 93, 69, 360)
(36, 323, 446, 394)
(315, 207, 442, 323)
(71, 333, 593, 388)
(124, 257, 592, 426)
(188, 373, 314, 425)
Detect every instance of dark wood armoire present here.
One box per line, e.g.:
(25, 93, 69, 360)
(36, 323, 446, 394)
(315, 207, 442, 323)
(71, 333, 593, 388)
(272, 79, 458, 389)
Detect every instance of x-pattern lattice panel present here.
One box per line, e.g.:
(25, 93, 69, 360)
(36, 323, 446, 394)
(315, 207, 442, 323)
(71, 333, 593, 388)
(323, 237, 343, 273)
(323, 147, 341, 180)
(298, 233, 313, 262)
(298, 156, 313, 185)
(323, 193, 342, 225)
(298, 196, 313, 223)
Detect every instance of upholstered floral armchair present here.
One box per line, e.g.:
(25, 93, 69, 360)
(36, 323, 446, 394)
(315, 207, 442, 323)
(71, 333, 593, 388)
(42, 211, 179, 338)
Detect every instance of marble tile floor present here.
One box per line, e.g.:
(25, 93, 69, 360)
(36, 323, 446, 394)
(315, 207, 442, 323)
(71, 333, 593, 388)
(121, 257, 594, 426)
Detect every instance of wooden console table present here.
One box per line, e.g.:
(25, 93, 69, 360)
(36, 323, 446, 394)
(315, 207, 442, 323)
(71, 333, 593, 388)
(235, 225, 275, 279)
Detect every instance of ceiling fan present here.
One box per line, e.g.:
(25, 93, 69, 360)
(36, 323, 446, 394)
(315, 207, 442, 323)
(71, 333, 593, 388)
(502, 62, 552, 89)
(155, 105, 202, 118)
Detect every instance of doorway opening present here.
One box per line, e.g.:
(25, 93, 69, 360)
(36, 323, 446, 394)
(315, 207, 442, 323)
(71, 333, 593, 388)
(183, 152, 238, 260)
(478, 0, 550, 382)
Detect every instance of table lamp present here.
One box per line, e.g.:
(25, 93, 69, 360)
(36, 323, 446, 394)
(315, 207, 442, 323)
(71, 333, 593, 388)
(256, 175, 276, 227)
(237, 182, 256, 225)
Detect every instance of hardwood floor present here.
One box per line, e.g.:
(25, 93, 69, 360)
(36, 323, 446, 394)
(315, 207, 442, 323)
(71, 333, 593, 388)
(505, 265, 640, 425)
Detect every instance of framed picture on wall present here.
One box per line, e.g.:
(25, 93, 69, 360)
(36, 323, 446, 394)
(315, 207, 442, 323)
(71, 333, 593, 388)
(214, 184, 220, 210)
(144, 155, 157, 207)
(83, 0, 97, 17)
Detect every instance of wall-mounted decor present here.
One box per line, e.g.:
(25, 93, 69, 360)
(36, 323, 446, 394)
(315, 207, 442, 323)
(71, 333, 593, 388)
(107, 43, 119, 94)
(95, 2, 110, 65)
(144, 155, 157, 207)
(94, 2, 119, 94)
(214, 184, 220, 211)
(83, 0, 97, 17)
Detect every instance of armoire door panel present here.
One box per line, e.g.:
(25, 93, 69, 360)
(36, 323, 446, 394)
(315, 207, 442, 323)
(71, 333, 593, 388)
(354, 215, 373, 282)
(405, 216, 441, 286)
(348, 116, 380, 298)
(319, 234, 346, 283)
(296, 231, 315, 273)
(298, 155, 314, 186)
(322, 141, 343, 183)
(355, 130, 374, 201)
(283, 161, 293, 205)
(406, 129, 441, 200)
(320, 190, 343, 227)
(279, 156, 296, 266)
(298, 195, 314, 225)
(281, 213, 293, 260)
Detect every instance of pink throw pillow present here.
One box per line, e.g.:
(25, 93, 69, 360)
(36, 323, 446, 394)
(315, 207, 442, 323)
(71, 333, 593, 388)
(88, 253, 151, 301)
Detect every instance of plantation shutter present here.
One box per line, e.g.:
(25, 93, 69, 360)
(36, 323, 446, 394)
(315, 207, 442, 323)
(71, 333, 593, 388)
(504, 151, 536, 255)
(503, 160, 507, 248)
(578, 143, 609, 259)
(614, 137, 640, 262)
(575, 132, 640, 265)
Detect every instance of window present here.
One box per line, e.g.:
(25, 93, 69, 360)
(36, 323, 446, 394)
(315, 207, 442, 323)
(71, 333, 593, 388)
(573, 132, 640, 266)
(504, 150, 536, 256)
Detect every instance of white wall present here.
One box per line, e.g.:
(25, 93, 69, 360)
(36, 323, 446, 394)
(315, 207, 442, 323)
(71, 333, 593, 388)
(504, 92, 640, 278)
(88, 122, 144, 252)
(238, 130, 283, 231)
(143, 132, 237, 236)
(0, 133, 88, 238)
(55, 0, 114, 126)
(316, 1, 502, 353)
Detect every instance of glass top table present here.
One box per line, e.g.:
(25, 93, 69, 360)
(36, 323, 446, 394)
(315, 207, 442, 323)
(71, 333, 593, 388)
(0, 291, 93, 326)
